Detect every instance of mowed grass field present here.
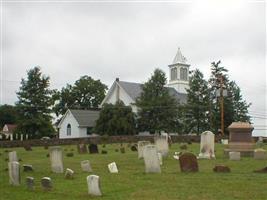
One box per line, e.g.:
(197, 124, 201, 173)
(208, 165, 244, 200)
(1, 143, 267, 200)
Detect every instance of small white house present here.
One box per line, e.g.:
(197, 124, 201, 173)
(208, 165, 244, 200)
(58, 109, 100, 139)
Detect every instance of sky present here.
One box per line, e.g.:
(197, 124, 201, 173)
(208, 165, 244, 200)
(1, 0, 266, 135)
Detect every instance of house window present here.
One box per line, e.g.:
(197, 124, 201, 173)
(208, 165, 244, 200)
(67, 124, 71, 136)
(87, 127, 93, 135)
(171, 68, 177, 80)
(180, 68, 188, 81)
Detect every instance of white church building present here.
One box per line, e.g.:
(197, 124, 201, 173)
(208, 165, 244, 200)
(100, 47, 190, 112)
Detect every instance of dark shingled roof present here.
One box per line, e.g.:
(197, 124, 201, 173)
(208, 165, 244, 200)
(118, 81, 187, 104)
(69, 110, 100, 127)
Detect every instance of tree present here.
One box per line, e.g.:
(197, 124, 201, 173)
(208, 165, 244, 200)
(0, 104, 19, 128)
(135, 69, 179, 133)
(16, 66, 55, 138)
(94, 101, 136, 135)
(183, 69, 210, 134)
(53, 76, 107, 116)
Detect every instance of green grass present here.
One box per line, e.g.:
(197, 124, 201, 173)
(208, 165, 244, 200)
(1, 143, 267, 200)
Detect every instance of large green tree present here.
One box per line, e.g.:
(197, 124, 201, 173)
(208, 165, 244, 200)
(94, 101, 136, 135)
(135, 69, 179, 133)
(0, 104, 19, 128)
(16, 66, 55, 138)
(183, 69, 210, 134)
(53, 76, 107, 116)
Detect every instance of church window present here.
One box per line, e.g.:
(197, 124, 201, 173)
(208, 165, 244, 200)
(67, 124, 71, 136)
(171, 68, 177, 80)
(180, 68, 188, 81)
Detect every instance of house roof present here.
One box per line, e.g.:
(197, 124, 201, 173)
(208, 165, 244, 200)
(69, 109, 100, 127)
(118, 81, 187, 104)
(2, 124, 17, 133)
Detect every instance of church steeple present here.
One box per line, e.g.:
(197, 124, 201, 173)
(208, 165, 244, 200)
(167, 47, 190, 94)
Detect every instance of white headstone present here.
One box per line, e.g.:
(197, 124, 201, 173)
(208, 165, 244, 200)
(157, 152, 163, 165)
(198, 131, 215, 159)
(8, 161, 20, 186)
(81, 160, 92, 172)
(229, 152, 241, 161)
(65, 168, 74, 179)
(9, 151, 18, 162)
(221, 139, 229, 145)
(108, 162, 118, 173)
(41, 177, 52, 190)
(87, 175, 102, 196)
(138, 141, 151, 159)
(49, 146, 64, 173)
(154, 135, 169, 157)
(143, 145, 161, 173)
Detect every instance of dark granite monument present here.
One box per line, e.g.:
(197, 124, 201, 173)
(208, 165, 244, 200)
(179, 152, 198, 172)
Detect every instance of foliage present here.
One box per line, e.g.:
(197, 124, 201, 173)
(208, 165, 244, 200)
(135, 69, 179, 133)
(53, 75, 107, 116)
(16, 66, 55, 138)
(94, 101, 136, 135)
(0, 104, 19, 128)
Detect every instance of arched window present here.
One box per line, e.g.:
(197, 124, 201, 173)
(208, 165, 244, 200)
(180, 68, 188, 81)
(171, 68, 177, 80)
(67, 124, 71, 136)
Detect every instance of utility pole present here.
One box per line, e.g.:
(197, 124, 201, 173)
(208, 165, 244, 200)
(219, 75, 224, 136)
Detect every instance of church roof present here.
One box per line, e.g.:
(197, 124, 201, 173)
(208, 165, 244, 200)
(118, 81, 187, 104)
(172, 47, 187, 64)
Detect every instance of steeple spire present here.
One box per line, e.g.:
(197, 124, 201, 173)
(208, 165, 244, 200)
(172, 47, 187, 64)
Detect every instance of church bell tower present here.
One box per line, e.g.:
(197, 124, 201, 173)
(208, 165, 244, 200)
(167, 47, 190, 94)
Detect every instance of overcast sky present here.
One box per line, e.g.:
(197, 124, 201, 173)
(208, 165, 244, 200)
(1, 0, 266, 135)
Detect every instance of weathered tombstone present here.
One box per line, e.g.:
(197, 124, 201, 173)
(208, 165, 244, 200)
(120, 147, 125, 154)
(87, 175, 102, 196)
(254, 149, 267, 160)
(131, 144, 138, 151)
(154, 135, 169, 157)
(65, 168, 74, 179)
(224, 122, 254, 156)
(221, 139, 229, 145)
(158, 152, 163, 165)
(49, 146, 64, 173)
(23, 164, 33, 172)
(198, 131, 215, 159)
(8, 151, 18, 162)
(138, 141, 151, 159)
(88, 144, 99, 154)
(77, 143, 87, 154)
(81, 160, 92, 172)
(213, 165, 230, 173)
(229, 152, 241, 161)
(143, 145, 161, 173)
(108, 162, 118, 173)
(41, 177, 52, 191)
(8, 161, 20, 186)
(179, 152, 199, 172)
(26, 177, 34, 190)
(24, 144, 32, 151)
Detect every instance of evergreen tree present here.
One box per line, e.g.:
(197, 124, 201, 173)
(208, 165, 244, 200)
(16, 66, 55, 138)
(94, 101, 136, 135)
(184, 69, 210, 134)
(135, 69, 179, 133)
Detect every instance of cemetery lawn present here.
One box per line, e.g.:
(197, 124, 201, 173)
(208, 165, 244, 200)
(1, 143, 267, 200)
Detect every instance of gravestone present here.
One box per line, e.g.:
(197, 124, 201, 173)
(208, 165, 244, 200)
(154, 135, 169, 157)
(8, 161, 20, 186)
(179, 152, 198, 172)
(24, 144, 32, 151)
(41, 177, 52, 190)
(88, 144, 99, 154)
(213, 165, 230, 173)
(26, 177, 34, 190)
(224, 122, 254, 156)
(108, 162, 118, 173)
(138, 141, 151, 159)
(81, 160, 92, 172)
(65, 168, 74, 179)
(143, 145, 161, 173)
(23, 164, 33, 172)
(229, 152, 241, 161)
(158, 152, 163, 165)
(221, 139, 229, 145)
(87, 175, 102, 196)
(9, 151, 18, 162)
(254, 149, 267, 160)
(49, 146, 64, 173)
(130, 144, 137, 151)
(77, 143, 87, 154)
(120, 147, 125, 154)
(198, 131, 215, 159)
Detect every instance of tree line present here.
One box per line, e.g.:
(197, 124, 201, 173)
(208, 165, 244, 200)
(0, 61, 250, 138)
